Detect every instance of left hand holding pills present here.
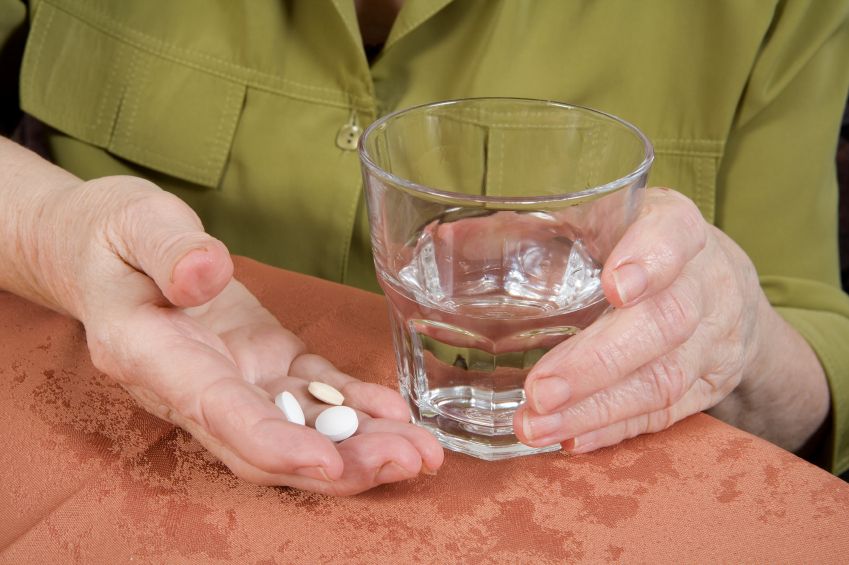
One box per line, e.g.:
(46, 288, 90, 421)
(73, 178, 443, 496)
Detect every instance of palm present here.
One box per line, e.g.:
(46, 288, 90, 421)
(88, 278, 443, 495)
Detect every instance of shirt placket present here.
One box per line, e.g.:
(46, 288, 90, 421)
(326, 0, 455, 284)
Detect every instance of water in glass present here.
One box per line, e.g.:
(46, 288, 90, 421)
(379, 209, 609, 459)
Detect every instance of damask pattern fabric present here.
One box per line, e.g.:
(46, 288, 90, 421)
(1, 258, 848, 564)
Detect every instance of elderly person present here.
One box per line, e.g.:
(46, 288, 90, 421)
(1, 0, 847, 494)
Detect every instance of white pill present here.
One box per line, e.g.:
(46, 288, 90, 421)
(275, 391, 305, 426)
(308, 381, 345, 406)
(315, 406, 359, 442)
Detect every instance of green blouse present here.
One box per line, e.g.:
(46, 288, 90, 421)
(2, 0, 849, 472)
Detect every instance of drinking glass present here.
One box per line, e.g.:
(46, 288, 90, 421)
(359, 98, 653, 460)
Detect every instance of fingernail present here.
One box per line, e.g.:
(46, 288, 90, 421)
(375, 461, 407, 484)
(612, 263, 648, 305)
(560, 438, 576, 452)
(569, 434, 596, 454)
(294, 465, 331, 482)
(522, 411, 562, 443)
(421, 466, 439, 476)
(170, 247, 208, 284)
(531, 377, 571, 413)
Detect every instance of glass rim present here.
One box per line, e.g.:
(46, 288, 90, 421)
(358, 97, 655, 207)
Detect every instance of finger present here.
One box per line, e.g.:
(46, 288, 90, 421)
(197, 375, 344, 478)
(349, 417, 444, 473)
(601, 188, 707, 307)
(563, 379, 716, 454)
(175, 414, 338, 485)
(118, 310, 345, 479)
(526, 272, 703, 414)
(115, 184, 234, 307)
(268, 377, 443, 474)
(187, 422, 428, 495)
(289, 353, 411, 422)
(518, 338, 701, 447)
(280, 433, 425, 496)
(297, 393, 441, 474)
(335, 433, 423, 487)
(168, 242, 234, 307)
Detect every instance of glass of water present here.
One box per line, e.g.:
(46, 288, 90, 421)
(359, 98, 653, 460)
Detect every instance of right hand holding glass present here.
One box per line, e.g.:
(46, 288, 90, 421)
(516, 188, 822, 453)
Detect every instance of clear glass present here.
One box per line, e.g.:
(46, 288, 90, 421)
(359, 98, 653, 460)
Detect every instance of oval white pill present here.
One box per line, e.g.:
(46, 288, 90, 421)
(308, 381, 345, 406)
(275, 391, 305, 426)
(315, 406, 358, 442)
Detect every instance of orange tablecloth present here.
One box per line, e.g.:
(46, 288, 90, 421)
(2, 257, 848, 564)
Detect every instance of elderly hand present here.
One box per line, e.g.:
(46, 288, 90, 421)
(45, 176, 443, 495)
(516, 187, 825, 453)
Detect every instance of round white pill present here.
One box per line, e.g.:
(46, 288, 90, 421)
(275, 391, 305, 426)
(308, 381, 345, 406)
(315, 406, 358, 442)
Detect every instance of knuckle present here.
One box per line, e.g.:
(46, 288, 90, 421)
(649, 287, 700, 346)
(649, 189, 707, 253)
(129, 191, 198, 229)
(580, 392, 614, 429)
(591, 341, 626, 384)
(633, 192, 707, 278)
(646, 408, 676, 433)
(90, 178, 162, 227)
(645, 186, 676, 202)
(702, 369, 741, 399)
(660, 186, 695, 208)
(666, 193, 707, 252)
(682, 210, 707, 252)
(111, 189, 201, 244)
(705, 339, 747, 392)
(84, 175, 159, 198)
(624, 415, 647, 440)
(676, 195, 704, 228)
(645, 355, 688, 409)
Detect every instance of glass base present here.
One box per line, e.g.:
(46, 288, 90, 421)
(417, 420, 561, 461)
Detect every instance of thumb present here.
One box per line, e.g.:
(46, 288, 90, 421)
(120, 190, 234, 307)
(600, 188, 706, 308)
(166, 240, 234, 307)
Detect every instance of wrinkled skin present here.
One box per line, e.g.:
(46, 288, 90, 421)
(47, 176, 443, 495)
(516, 187, 807, 453)
(21, 174, 827, 490)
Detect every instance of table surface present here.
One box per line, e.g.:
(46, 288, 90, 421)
(1, 257, 848, 564)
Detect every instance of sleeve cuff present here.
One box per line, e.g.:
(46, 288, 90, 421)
(775, 306, 849, 474)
